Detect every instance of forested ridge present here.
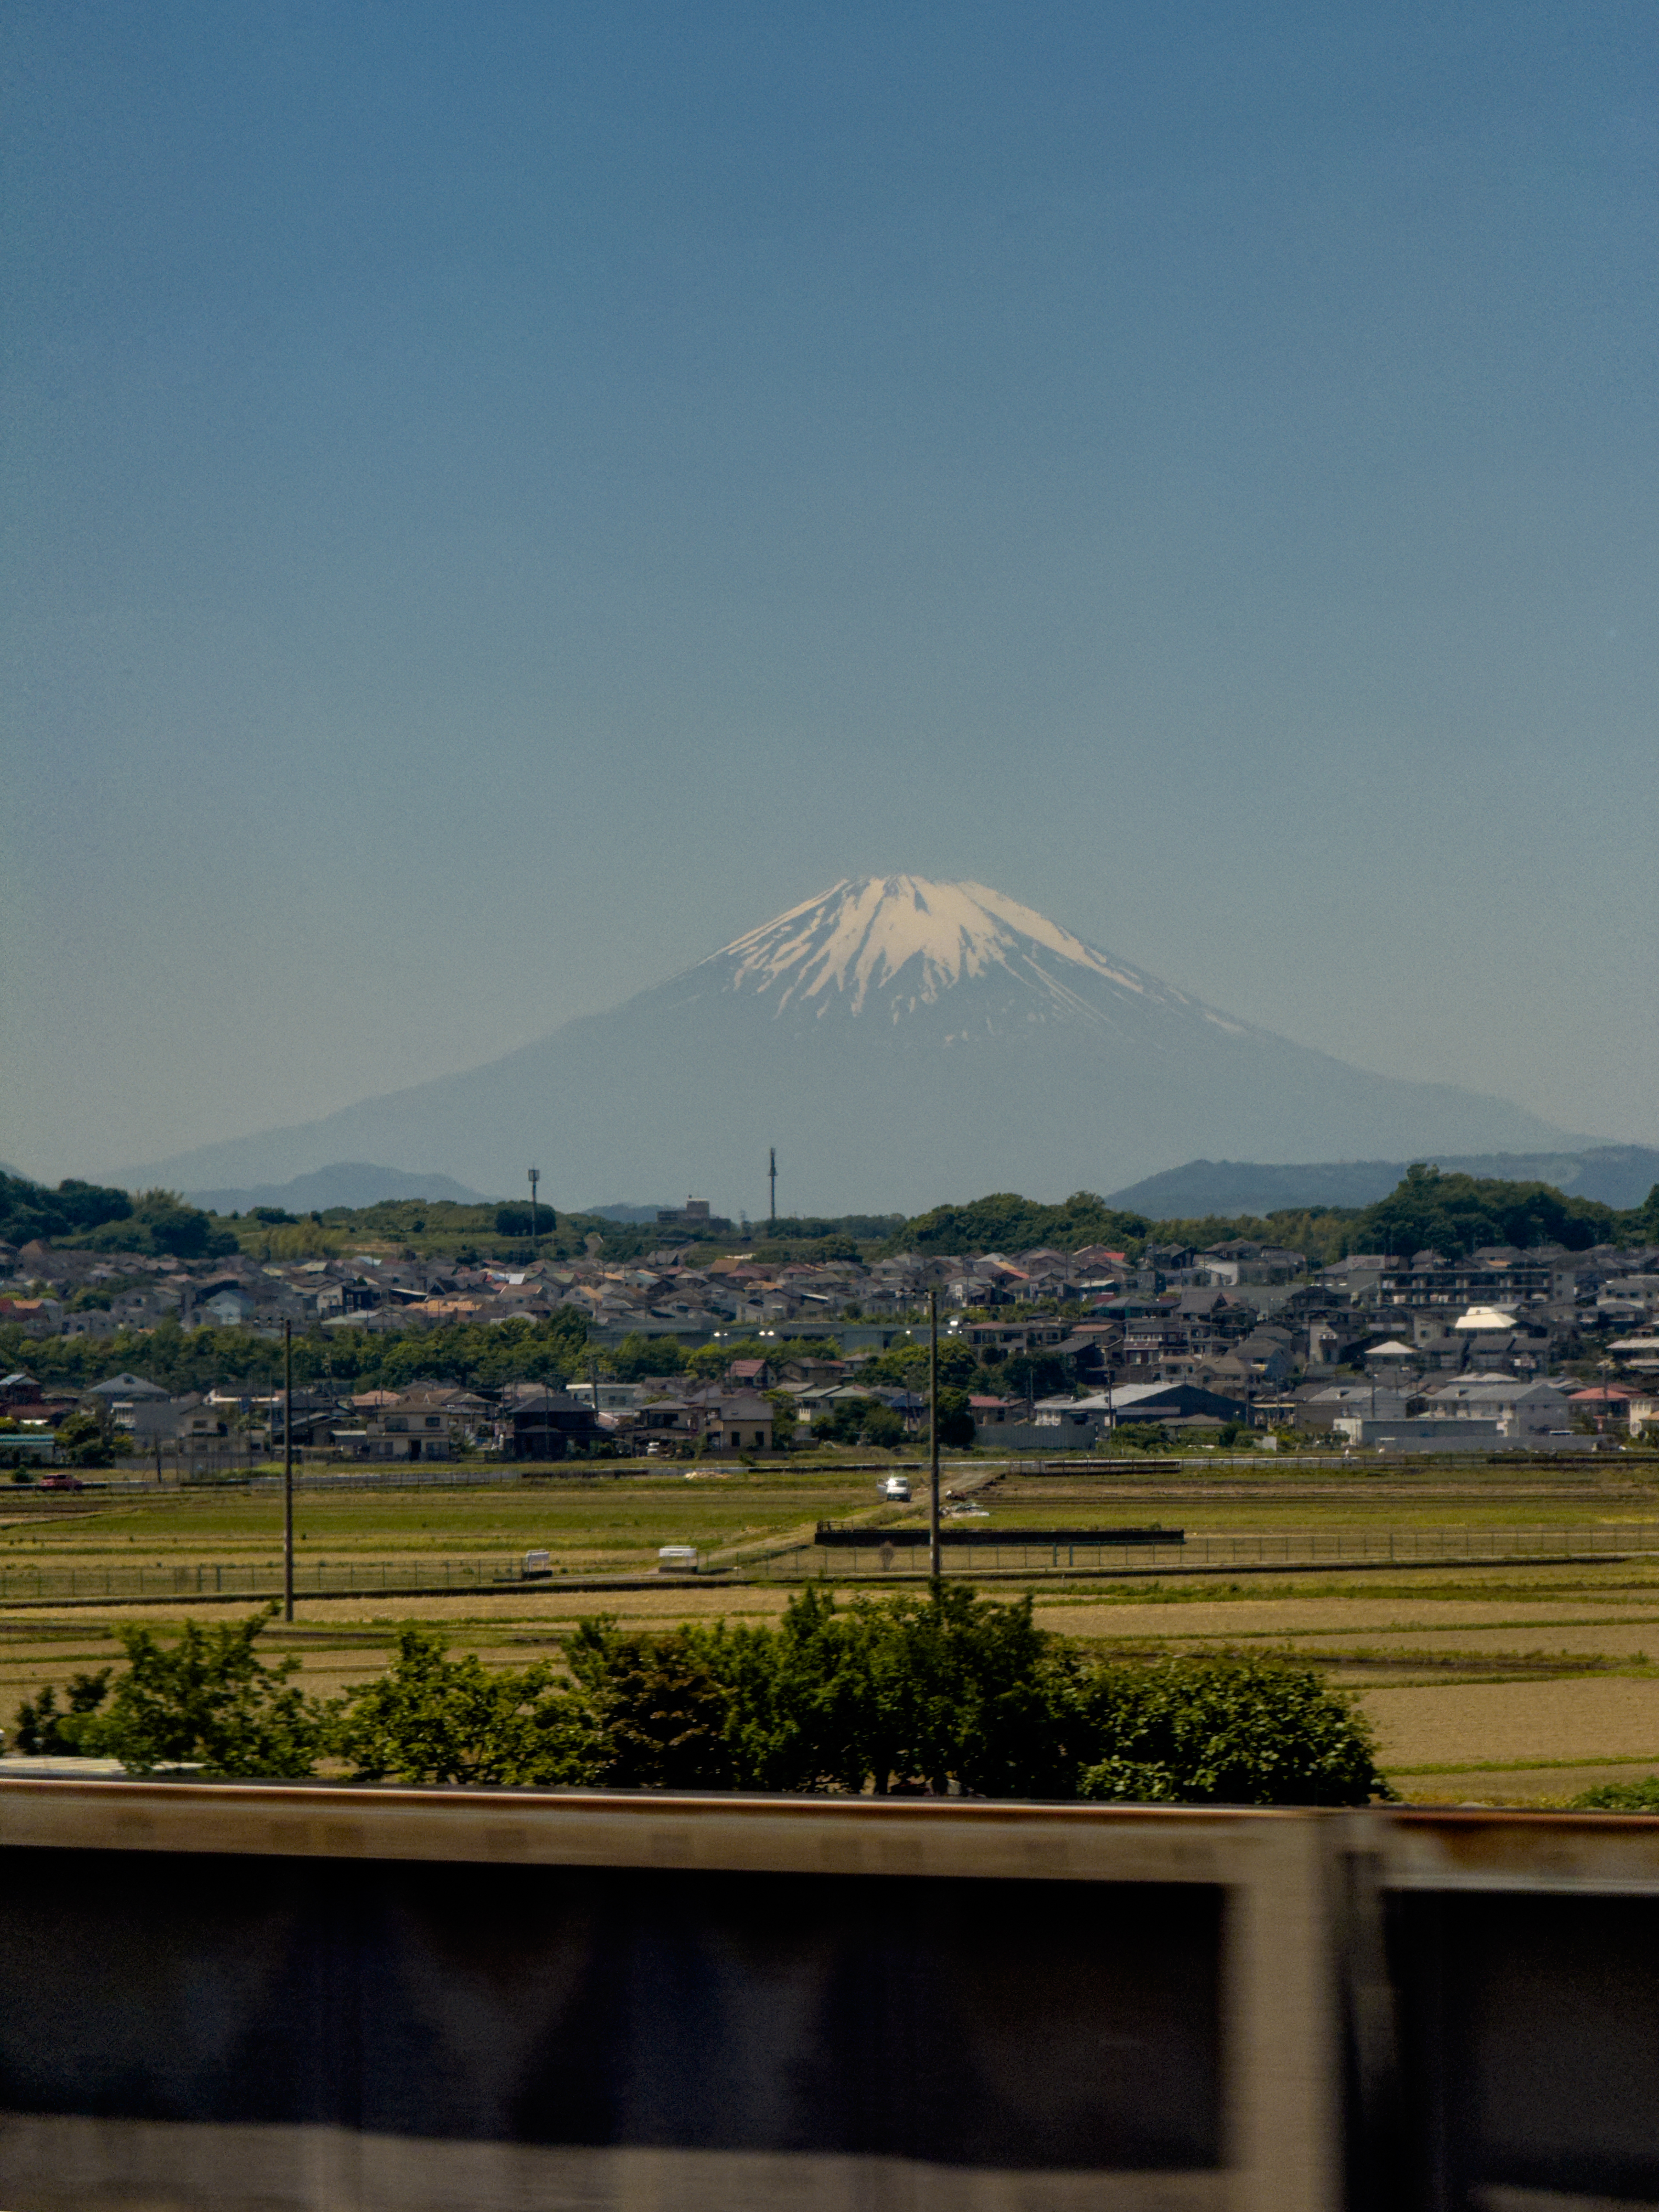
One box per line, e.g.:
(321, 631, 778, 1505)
(7, 1163, 1656, 1272)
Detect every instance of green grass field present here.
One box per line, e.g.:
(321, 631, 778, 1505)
(0, 1468, 893, 1572)
(9, 1454, 1658, 1566)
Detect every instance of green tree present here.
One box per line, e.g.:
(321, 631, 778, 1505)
(495, 1203, 557, 1238)
(326, 1626, 600, 1785)
(934, 1386, 976, 1448)
(860, 1403, 907, 1449)
(93, 1609, 320, 1777)
(811, 1396, 872, 1445)
(13, 1668, 113, 1756)
(765, 1388, 799, 1444)
(1356, 1163, 1615, 1261)
(611, 1331, 682, 1382)
(52, 1410, 113, 1467)
(566, 1621, 735, 1789)
(860, 1339, 978, 1390)
(684, 1334, 839, 1383)
(898, 1192, 1151, 1257)
(0, 1171, 133, 1245)
(1079, 1651, 1392, 1807)
(845, 1585, 1082, 1798)
(12, 1592, 1393, 1807)
(706, 1589, 872, 1793)
(1000, 1351, 1068, 1401)
(808, 1395, 910, 1448)
(86, 1190, 238, 1260)
(560, 1590, 1391, 1806)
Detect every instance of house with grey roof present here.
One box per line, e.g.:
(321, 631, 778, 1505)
(1419, 1376, 1573, 1438)
(83, 1372, 170, 1404)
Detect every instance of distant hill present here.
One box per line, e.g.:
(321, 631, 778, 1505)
(183, 1163, 497, 1215)
(1105, 1146, 1659, 1221)
(120, 876, 1597, 1216)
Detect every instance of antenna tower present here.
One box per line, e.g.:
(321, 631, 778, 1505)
(769, 1147, 777, 1224)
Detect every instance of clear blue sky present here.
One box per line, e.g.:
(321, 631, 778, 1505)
(3, 1, 1656, 1183)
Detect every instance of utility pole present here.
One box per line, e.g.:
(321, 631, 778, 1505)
(527, 1166, 540, 1254)
(769, 1147, 777, 1226)
(928, 1286, 941, 1585)
(283, 1318, 295, 1623)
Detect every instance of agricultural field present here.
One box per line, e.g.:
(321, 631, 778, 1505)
(8, 1456, 1659, 1803)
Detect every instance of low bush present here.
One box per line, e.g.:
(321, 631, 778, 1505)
(1111, 1423, 1172, 1453)
(1568, 1776, 1659, 1812)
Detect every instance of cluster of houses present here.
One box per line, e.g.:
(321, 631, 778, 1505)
(3, 1224, 1657, 1463)
(0, 1364, 791, 1471)
(0, 1230, 1310, 1345)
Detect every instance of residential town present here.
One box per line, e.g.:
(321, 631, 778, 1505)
(4, 1211, 1657, 1472)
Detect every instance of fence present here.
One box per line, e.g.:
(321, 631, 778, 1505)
(8, 1521, 1659, 1607)
(10, 1468, 542, 1500)
(0, 1554, 560, 1604)
(751, 1519, 1659, 1581)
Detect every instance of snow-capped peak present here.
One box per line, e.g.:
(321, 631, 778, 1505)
(705, 875, 1186, 1024)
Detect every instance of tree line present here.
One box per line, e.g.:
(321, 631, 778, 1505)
(0, 1175, 236, 1260)
(896, 1170, 1659, 1263)
(7, 1165, 1656, 1276)
(13, 1587, 1391, 1806)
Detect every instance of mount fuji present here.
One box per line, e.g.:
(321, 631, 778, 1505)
(122, 877, 1581, 1216)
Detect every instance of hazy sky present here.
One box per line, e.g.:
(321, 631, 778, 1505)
(4, 1, 1656, 1185)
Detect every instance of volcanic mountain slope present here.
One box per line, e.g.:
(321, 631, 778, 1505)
(127, 877, 1581, 1216)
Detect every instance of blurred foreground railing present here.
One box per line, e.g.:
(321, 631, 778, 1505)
(4, 1779, 1659, 2210)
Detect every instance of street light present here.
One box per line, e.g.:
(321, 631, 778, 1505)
(528, 1167, 541, 1255)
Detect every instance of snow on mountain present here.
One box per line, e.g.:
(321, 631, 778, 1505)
(116, 877, 1585, 1215)
(713, 876, 1179, 1024)
(698, 876, 1262, 1059)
